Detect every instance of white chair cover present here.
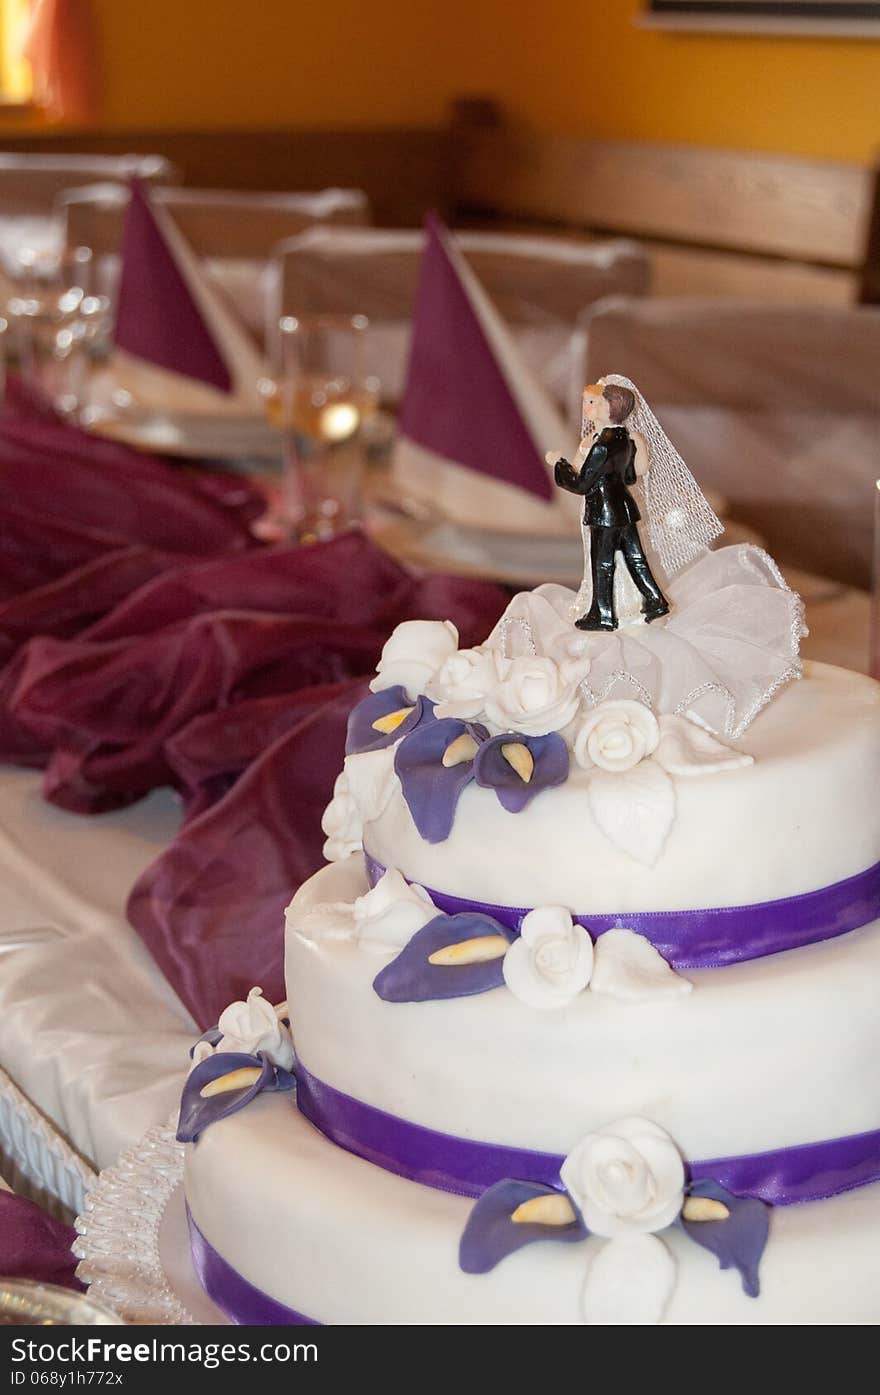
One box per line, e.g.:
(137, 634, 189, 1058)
(61, 185, 371, 339)
(584, 298, 880, 587)
(274, 227, 650, 416)
(0, 153, 178, 272)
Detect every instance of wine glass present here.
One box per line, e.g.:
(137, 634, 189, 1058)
(260, 314, 378, 543)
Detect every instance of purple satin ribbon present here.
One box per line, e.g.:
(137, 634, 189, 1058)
(188, 1208, 319, 1326)
(295, 1062, 880, 1207)
(364, 852, 880, 969)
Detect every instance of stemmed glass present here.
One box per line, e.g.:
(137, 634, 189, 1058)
(5, 245, 109, 416)
(260, 314, 378, 543)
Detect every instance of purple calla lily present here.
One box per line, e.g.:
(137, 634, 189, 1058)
(679, 1178, 769, 1298)
(345, 686, 435, 756)
(394, 718, 489, 842)
(373, 911, 515, 1002)
(176, 1050, 296, 1144)
(460, 1179, 588, 1274)
(473, 731, 569, 814)
(189, 1025, 223, 1059)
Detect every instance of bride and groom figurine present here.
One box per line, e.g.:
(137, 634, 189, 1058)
(547, 376, 723, 632)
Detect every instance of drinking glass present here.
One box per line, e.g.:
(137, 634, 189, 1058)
(6, 246, 94, 413)
(262, 314, 378, 542)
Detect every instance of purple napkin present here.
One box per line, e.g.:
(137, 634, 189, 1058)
(114, 181, 233, 393)
(398, 215, 552, 500)
(0, 1192, 82, 1292)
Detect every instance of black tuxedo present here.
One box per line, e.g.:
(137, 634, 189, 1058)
(555, 426, 668, 630)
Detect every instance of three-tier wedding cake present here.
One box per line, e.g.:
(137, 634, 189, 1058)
(177, 381, 880, 1325)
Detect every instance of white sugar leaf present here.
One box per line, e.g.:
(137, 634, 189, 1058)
(591, 928, 692, 1003)
(588, 761, 675, 866)
(288, 900, 356, 944)
(343, 746, 400, 822)
(655, 714, 753, 778)
(582, 1235, 676, 1326)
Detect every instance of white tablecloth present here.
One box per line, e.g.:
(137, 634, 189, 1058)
(0, 576, 871, 1180)
(0, 773, 193, 1171)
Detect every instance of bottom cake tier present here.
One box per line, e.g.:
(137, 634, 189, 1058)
(184, 1091, 880, 1325)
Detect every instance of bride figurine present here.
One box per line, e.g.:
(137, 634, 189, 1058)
(546, 375, 724, 630)
(490, 372, 805, 739)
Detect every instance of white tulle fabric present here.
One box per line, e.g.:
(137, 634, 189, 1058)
(595, 375, 724, 578)
(492, 543, 805, 739)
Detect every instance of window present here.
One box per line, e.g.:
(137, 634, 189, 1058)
(0, 0, 32, 104)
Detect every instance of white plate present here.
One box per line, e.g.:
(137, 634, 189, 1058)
(87, 409, 282, 462)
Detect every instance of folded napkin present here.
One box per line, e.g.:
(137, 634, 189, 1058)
(0, 1192, 82, 1291)
(113, 182, 267, 416)
(393, 216, 576, 535)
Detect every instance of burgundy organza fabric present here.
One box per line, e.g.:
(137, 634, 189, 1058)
(0, 1192, 82, 1291)
(0, 383, 507, 1026)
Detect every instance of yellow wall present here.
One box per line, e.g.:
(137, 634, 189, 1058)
(69, 0, 487, 132)
(3, 0, 879, 164)
(485, 0, 880, 163)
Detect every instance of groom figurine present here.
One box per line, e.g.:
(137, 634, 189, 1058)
(548, 382, 669, 631)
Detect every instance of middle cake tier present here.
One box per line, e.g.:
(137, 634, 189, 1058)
(286, 855, 880, 1172)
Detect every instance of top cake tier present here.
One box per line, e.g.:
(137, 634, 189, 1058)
(351, 661, 880, 920)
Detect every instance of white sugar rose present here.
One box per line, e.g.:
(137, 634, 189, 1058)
(503, 906, 593, 1010)
(426, 646, 497, 721)
(352, 868, 437, 951)
(215, 987, 295, 1071)
(321, 770, 362, 862)
(483, 654, 584, 737)
(560, 1118, 685, 1238)
(369, 619, 459, 700)
(574, 700, 660, 773)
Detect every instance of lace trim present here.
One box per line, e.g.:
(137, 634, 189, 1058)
(497, 616, 538, 659)
(73, 1121, 196, 1326)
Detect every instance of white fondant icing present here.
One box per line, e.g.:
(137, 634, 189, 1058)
(587, 760, 675, 866)
(213, 988, 294, 1071)
(351, 868, 437, 952)
(285, 857, 880, 1161)
(501, 907, 593, 1011)
(369, 619, 459, 701)
(321, 770, 362, 863)
(582, 1234, 676, 1326)
(560, 1118, 685, 1238)
(184, 1094, 880, 1325)
(364, 665, 880, 913)
(574, 700, 660, 773)
(590, 929, 692, 1003)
